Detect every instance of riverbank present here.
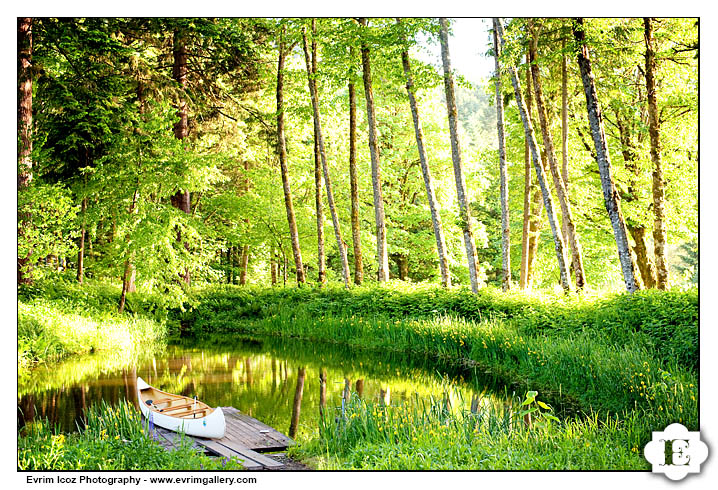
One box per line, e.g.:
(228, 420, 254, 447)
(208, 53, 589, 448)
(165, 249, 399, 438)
(185, 282, 697, 469)
(17, 279, 698, 470)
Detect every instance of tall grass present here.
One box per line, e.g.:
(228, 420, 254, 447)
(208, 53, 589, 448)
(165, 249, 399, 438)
(293, 388, 648, 470)
(18, 278, 170, 368)
(18, 401, 244, 470)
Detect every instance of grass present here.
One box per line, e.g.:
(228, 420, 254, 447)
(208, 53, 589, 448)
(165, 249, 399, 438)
(291, 390, 648, 470)
(17, 401, 245, 470)
(18, 277, 170, 368)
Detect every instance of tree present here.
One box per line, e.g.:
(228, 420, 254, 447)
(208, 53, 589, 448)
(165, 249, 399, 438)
(491, 20, 511, 291)
(302, 21, 352, 288)
(358, 18, 390, 282)
(308, 21, 327, 287)
(573, 18, 639, 293)
(348, 46, 364, 285)
(275, 25, 306, 285)
(439, 18, 481, 293)
(644, 17, 670, 289)
(398, 19, 451, 288)
(529, 20, 586, 290)
(495, 18, 571, 293)
(18, 17, 33, 285)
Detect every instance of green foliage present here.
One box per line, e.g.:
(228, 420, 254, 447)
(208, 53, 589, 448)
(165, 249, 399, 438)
(17, 183, 79, 281)
(294, 387, 647, 470)
(18, 277, 170, 368)
(17, 401, 244, 470)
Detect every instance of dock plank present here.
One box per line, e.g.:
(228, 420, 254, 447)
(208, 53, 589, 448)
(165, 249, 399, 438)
(143, 406, 294, 469)
(194, 439, 263, 470)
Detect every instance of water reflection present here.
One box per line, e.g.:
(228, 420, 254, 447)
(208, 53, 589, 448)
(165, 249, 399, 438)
(18, 335, 530, 442)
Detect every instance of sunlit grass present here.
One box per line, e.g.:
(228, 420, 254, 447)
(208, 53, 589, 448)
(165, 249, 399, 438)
(292, 388, 649, 470)
(17, 400, 244, 470)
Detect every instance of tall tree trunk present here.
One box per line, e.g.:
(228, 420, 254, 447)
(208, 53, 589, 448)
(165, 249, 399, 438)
(644, 17, 669, 290)
(276, 27, 306, 285)
(171, 29, 191, 285)
(439, 18, 481, 293)
(573, 18, 639, 293)
(494, 17, 571, 292)
(492, 22, 511, 292)
(239, 244, 250, 285)
(302, 22, 352, 288)
(520, 56, 537, 290)
(348, 58, 364, 285)
(529, 21, 586, 290)
(289, 367, 306, 439)
(398, 21, 451, 288)
(495, 18, 571, 293)
(358, 18, 389, 282)
(77, 196, 87, 284)
(561, 33, 571, 252)
(310, 24, 326, 287)
(18, 17, 33, 285)
(313, 132, 326, 285)
(615, 110, 657, 288)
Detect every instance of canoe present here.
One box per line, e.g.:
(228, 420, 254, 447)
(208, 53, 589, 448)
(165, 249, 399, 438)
(136, 377, 225, 439)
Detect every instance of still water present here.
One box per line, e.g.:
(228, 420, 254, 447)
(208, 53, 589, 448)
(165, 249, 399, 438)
(18, 335, 517, 442)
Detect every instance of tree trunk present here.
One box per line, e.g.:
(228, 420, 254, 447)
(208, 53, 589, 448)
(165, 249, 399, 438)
(348, 60, 364, 285)
(358, 18, 389, 282)
(644, 17, 669, 290)
(561, 33, 571, 254)
(573, 18, 639, 293)
(615, 110, 657, 289)
(439, 18, 481, 293)
(18, 17, 33, 285)
(232, 246, 240, 285)
(239, 244, 249, 285)
(77, 197, 87, 284)
(495, 18, 571, 293)
(226, 248, 232, 284)
(289, 367, 306, 439)
(119, 189, 139, 314)
(171, 29, 191, 285)
(276, 27, 306, 285)
(310, 24, 326, 287)
(302, 22, 352, 288)
(398, 22, 451, 288)
(529, 21, 586, 290)
(520, 56, 535, 290)
(270, 249, 278, 286)
(314, 132, 326, 285)
(492, 22, 511, 292)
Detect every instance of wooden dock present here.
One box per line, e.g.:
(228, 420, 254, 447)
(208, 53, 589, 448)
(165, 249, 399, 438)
(151, 407, 295, 470)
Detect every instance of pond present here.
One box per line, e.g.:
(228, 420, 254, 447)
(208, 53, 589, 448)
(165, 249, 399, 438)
(18, 335, 529, 443)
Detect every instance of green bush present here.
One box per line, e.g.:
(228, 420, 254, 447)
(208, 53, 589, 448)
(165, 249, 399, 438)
(187, 283, 698, 371)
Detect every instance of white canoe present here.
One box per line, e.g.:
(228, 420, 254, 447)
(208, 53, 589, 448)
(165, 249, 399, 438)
(136, 377, 225, 439)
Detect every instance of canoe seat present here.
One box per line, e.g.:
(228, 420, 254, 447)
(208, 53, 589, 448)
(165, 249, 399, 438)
(161, 403, 196, 413)
(177, 407, 210, 418)
(152, 397, 178, 405)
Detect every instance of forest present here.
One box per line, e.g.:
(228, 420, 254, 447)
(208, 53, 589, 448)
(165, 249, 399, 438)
(18, 17, 698, 473)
